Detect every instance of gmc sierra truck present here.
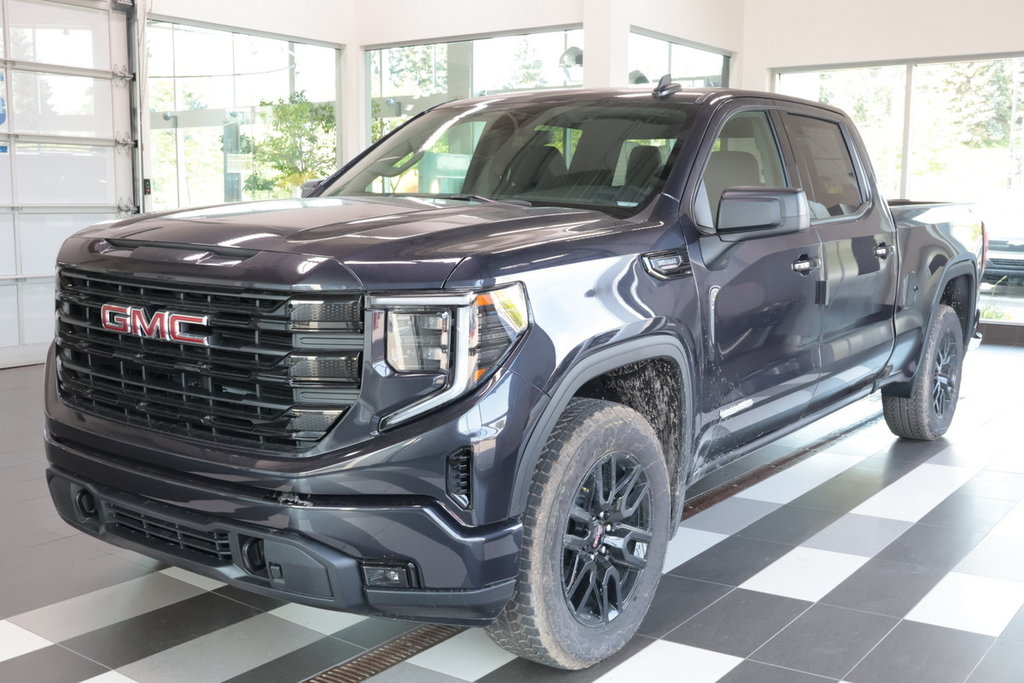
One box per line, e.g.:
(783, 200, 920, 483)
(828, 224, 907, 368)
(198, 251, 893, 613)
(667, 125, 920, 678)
(44, 83, 984, 669)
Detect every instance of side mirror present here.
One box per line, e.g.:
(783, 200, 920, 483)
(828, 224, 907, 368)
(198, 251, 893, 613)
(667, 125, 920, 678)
(301, 178, 325, 198)
(717, 187, 810, 239)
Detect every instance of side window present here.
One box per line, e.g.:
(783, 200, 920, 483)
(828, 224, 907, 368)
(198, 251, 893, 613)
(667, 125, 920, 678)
(695, 111, 786, 228)
(786, 115, 864, 219)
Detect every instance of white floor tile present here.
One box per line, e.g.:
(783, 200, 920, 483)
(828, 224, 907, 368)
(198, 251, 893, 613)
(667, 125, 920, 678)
(988, 452, 1024, 474)
(740, 547, 870, 602)
(79, 673, 141, 683)
(954, 532, 1024, 583)
(735, 452, 868, 505)
(159, 566, 226, 592)
(10, 572, 204, 642)
(906, 572, 1024, 637)
(268, 603, 367, 634)
(850, 464, 975, 522)
(988, 500, 1024, 539)
(596, 640, 742, 682)
(662, 528, 728, 574)
(406, 628, 516, 680)
(0, 620, 52, 663)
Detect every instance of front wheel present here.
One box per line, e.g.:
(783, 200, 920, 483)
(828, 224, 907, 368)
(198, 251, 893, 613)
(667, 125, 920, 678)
(486, 398, 670, 669)
(883, 304, 964, 440)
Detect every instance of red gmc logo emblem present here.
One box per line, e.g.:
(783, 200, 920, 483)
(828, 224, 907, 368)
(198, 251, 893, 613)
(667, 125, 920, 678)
(100, 304, 210, 346)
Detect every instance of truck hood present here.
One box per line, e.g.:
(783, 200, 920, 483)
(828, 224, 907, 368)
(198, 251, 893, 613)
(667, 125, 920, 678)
(80, 196, 620, 289)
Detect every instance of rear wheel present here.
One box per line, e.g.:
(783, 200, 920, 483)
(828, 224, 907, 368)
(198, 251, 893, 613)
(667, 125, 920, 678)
(883, 304, 964, 440)
(486, 398, 670, 669)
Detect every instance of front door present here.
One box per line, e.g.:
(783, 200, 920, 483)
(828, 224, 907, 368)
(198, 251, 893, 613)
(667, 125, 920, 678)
(689, 108, 823, 463)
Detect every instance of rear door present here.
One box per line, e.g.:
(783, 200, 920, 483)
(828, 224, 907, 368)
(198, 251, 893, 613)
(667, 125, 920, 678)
(689, 105, 823, 458)
(781, 107, 898, 412)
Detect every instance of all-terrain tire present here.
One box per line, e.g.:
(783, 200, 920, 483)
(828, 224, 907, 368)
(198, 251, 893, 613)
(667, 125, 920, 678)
(485, 398, 670, 669)
(883, 304, 964, 440)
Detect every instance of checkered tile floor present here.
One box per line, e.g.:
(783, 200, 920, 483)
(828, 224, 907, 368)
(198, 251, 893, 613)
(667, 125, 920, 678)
(2, 343, 1022, 683)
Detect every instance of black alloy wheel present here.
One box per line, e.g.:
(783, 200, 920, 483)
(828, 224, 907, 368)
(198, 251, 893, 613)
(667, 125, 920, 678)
(932, 328, 959, 420)
(562, 452, 652, 626)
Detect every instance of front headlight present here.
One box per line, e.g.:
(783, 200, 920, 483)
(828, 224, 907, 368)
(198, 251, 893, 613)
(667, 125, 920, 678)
(369, 283, 529, 428)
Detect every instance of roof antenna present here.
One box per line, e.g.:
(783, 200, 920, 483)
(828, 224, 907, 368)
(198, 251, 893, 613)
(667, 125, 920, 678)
(653, 74, 681, 99)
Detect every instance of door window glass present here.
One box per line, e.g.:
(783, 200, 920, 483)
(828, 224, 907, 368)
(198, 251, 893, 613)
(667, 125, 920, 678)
(696, 110, 786, 227)
(786, 114, 864, 219)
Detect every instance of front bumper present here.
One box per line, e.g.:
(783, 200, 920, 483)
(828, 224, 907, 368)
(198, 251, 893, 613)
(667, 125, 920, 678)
(45, 450, 520, 625)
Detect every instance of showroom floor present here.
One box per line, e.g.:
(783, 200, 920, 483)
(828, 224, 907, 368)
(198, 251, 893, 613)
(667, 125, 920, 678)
(1, 343, 1022, 683)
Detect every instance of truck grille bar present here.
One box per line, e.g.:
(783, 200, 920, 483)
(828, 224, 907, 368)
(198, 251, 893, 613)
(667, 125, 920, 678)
(55, 267, 363, 453)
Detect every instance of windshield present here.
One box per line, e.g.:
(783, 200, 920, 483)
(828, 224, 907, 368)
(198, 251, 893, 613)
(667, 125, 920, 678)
(320, 95, 697, 217)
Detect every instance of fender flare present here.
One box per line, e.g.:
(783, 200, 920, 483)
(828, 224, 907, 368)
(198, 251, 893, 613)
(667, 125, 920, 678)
(887, 257, 977, 397)
(509, 335, 695, 522)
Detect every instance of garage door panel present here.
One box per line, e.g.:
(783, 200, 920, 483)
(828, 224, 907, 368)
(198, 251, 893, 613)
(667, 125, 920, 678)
(10, 71, 115, 138)
(8, 0, 111, 70)
(14, 142, 116, 205)
(17, 212, 115, 275)
(0, 214, 15, 276)
(1, 0, 132, 367)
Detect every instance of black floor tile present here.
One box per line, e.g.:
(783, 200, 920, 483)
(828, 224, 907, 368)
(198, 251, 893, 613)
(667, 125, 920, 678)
(718, 660, 836, 683)
(736, 504, 844, 546)
(851, 454, 925, 485)
(213, 584, 289, 611)
(881, 438, 954, 463)
(749, 603, 897, 679)
(0, 645, 107, 683)
(669, 535, 793, 586)
(875, 522, 986, 570)
(478, 634, 655, 683)
(918, 491, 1017, 533)
(636, 575, 732, 638)
(332, 618, 422, 649)
(789, 468, 889, 513)
(60, 593, 262, 668)
(848, 621, 992, 683)
(663, 588, 811, 658)
(223, 635, 364, 683)
(1000, 605, 1024, 642)
(820, 557, 947, 617)
(966, 638, 1024, 683)
(958, 470, 1024, 502)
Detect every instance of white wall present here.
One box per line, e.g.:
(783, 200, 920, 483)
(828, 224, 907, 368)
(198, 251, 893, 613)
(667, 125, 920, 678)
(147, 0, 356, 45)
(352, 0, 584, 47)
(628, 0, 743, 57)
(740, 0, 1024, 89)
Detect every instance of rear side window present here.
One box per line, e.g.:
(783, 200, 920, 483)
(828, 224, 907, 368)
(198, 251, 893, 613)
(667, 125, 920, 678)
(786, 114, 864, 219)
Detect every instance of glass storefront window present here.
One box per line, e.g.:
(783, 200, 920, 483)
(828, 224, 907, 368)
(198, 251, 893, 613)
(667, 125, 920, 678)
(368, 29, 583, 142)
(629, 32, 728, 87)
(777, 58, 1024, 324)
(147, 21, 339, 211)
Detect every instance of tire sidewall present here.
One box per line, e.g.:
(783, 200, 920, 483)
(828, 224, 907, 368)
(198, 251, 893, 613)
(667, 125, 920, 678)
(525, 401, 670, 668)
(916, 306, 965, 437)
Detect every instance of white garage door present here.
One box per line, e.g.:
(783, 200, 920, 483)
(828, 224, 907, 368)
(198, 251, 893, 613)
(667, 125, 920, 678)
(0, 0, 136, 368)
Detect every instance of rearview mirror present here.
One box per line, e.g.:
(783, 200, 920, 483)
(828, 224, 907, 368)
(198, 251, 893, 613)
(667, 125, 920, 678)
(717, 187, 810, 240)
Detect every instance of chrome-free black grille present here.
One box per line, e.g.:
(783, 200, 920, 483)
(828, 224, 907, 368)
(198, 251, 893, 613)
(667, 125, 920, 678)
(106, 502, 232, 563)
(55, 267, 363, 452)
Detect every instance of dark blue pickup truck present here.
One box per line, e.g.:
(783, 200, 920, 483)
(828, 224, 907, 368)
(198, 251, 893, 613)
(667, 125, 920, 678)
(44, 84, 984, 669)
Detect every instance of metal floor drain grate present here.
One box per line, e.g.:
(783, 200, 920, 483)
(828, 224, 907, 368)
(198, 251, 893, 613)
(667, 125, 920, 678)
(306, 624, 463, 682)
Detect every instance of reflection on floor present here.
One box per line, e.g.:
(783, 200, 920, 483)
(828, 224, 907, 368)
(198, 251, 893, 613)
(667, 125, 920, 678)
(1, 343, 1022, 683)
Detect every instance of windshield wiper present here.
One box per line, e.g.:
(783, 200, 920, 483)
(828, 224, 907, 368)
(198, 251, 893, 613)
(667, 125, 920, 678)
(440, 194, 532, 207)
